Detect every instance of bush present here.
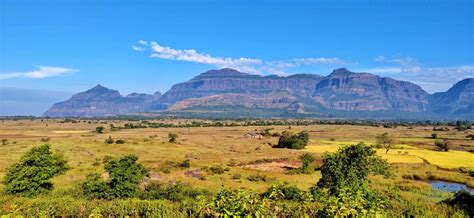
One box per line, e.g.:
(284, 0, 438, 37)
(105, 136, 114, 144)
(208, 165, 229, 175)
(264, 182, 304, 200)
(299, 153, 315, 173)
(435, 139, 450, 151)
(3, 144, 68, 196)
(431, 133, 438, 139)
(442, 190, 474, 217)
(82, 155, 149, 199)
(274, 131, 309, 149)
(95, 126, 105, 134)
(177, 159, 190, 168)
(115, 139, 126, 144)
(2, 138, 8, 145)
(168, 133, 178, 143)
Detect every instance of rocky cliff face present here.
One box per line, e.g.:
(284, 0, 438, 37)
(43, 69, 474, 119)
(43, 85, 162, 117)
(312, 68, 429, 112)
(430, 78, 474, 118)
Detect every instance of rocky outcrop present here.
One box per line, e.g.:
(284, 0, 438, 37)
(43, 85, 162, 117)
(430, 78, 474, 118)
(312, 68, 429, 112)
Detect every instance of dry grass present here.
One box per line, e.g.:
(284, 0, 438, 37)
(0, 119, 472, 194)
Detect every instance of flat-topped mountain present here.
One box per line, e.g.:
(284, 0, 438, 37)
(43, 68, 474, 119)
(43, 85, 162, 117)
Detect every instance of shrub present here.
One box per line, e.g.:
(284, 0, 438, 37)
(115, 139, 126, 144)
(299, 153, 315, 173)
(264, 182, 304, 200)
(435, 139, 450, 151)
(177, 159, 190, 168)
(95, 126, 105, 134)
(105, 136, 114, 144)
(317, 143, 391, 194)
(82, 155, 149, 199)
(209, 165, 229, 175)
(442, 190, 474, 217)
(466, 134, 474, 140)
(231, 174, 242, 180)
(274, 131, 309, 149)
(2, 138, 8, 145)
(168, 133, 178, 143)
(431, 133, 438, 139)
(40, 137, 50, 142)
(3, 144, 68, 196)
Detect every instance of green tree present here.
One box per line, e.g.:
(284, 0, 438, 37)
(299, 153, 315, 173)
(431, 133, 438, 139)
(168, 133, 178, 143)
(375, 132, 396, 154)
(275, 131, 310, 149)
(3, 144, 68, 196)
(82, 154, 149, 199)
(95, 126, 105, 134)
(317, 143, 391, 194)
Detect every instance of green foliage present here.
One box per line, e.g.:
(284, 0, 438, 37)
(320, 187, 386, 216)
(141, 182, 207, 202)
(431, 133, 438, 139)
(213, 189, 265, 216)
(376, 132, 396, 154)
(3, 144, 68, 197)
(264, 182, 304, 200)
(82, 155, 149, 199)
(2, 138, 8, 145)
(247, 174, 274, 182)
(95, 126, 105, 134)
(435, 139, 450, 151)
(442, 190, 474, 217)
(168, 133, 178, 143)
(318, 143, 391, 194)
(208, 165, 229, 174)
(299, 153, 315, 173)
(177, 159, 190, 168)
(275, 131, 310, 149)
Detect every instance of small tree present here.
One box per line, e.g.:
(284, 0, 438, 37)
(96, 126, 105, 134)
(82, 154, 149, 199)
(299, 153, 315, 173)
(431, 133, 438, 139)
(275, 131, 310, 149)
(168, 133, 178, 143)
(375, 132, 396, 154)
(1, 138, 8, 145)
(3, 144, 68, 196)
(435, 139, 450, 152)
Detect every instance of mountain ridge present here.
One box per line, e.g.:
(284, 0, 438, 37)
(43, 68, 474, 119)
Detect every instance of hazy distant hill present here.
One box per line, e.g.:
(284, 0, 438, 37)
(43, 68, 474, 119)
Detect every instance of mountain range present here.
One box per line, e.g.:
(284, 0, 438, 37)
(43, 68, 474, 120)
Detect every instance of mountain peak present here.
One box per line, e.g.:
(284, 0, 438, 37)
(89, 84, 110, 92)
(329, 68, 354, 76)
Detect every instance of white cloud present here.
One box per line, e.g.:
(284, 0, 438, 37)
(357, 65, 474, 93)
(0, 66, 78, 80)
(133, 40, 344, 75)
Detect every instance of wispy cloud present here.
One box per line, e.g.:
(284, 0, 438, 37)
(359, 56, 474, 93)
(133, 40, 345, 75)
(0, 66, 78, 80)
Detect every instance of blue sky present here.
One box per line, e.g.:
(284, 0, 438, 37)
(1, 0, 473, 115)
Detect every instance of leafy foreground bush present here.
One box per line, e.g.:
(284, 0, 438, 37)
(3, 144, 67, 197)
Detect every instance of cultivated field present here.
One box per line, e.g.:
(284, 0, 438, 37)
(0, 119, 473, 216)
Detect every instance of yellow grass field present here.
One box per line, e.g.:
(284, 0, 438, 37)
(0, 119, 473, 193)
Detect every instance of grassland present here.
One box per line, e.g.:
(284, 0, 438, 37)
(0, 119, 473, 215)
